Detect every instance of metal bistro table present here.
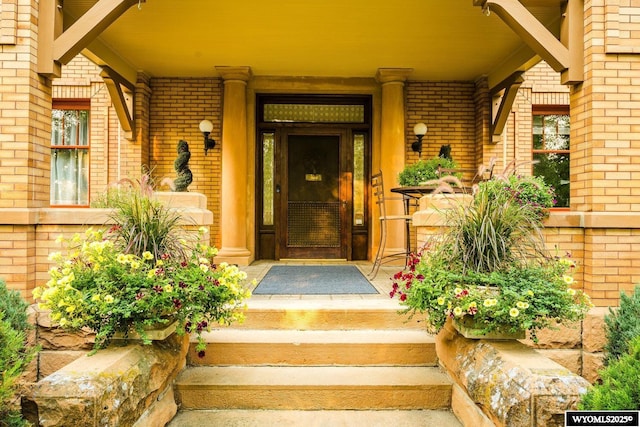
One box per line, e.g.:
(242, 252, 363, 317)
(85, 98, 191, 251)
(390, 185, 439, 259)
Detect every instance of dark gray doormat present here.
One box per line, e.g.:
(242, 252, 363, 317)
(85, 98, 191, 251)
(252, 265, 379, 295)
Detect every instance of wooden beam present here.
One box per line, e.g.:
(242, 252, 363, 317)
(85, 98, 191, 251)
(490, 71, 525, 143)
(474, 0, 570, 74)
(37, 0, 63, 77)
(100, 66, 135, 140)
(560, 0, 584, 85)
(53, 0, 141, 65)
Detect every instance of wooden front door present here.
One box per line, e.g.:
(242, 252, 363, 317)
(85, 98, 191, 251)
(279, 130, 349, 259)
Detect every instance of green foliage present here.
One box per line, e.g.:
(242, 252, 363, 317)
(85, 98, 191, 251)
(604, 286, 640, 366)
(579, 335, 640, 410)
(391, 173, 590, 340)
(392, 253, 591, 341)
(437, 183, 546, 274)
(398, 157, 457, 186)
(481, 174, 556, 221)
(35, 209, 252, 353)
(0, 281, 37, 427)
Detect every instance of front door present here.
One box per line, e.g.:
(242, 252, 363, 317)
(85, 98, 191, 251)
(280, 131, 347, 259)
(256, 94, 371, 261)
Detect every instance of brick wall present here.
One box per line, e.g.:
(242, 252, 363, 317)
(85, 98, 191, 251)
(149, 78, 223, 247)
(405, 81, 477, 170)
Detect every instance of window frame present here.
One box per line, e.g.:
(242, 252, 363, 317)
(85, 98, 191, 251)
(532, 104, 570, 210)
(50, 99, 91, 208)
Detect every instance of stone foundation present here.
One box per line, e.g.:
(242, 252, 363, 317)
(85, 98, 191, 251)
(437, 319, 591, 427)
(25, 333, 188, 427)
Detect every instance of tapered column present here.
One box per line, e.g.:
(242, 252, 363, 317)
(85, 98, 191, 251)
(215, 66, 252, 265)
(376, 68, 413, 259)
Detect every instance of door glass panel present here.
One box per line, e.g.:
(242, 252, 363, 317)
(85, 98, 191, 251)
(353, 133, 365, 226)
(262, 132, 275, 225)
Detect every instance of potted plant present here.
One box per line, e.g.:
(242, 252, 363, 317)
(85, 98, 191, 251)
(390, 171, 592, 342)
(398, 157, 458, 186)
(33, 182, 252, 355)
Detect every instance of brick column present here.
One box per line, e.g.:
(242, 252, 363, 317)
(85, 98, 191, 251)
(375, 68, 413, 258)
(0, 0, 53, 298)
(214, 66, 252, 266)
(569, 2, 640, 305)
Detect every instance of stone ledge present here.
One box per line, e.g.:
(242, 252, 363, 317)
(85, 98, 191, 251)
(27, 334, 188, 427)
(436, 319, 590, 427)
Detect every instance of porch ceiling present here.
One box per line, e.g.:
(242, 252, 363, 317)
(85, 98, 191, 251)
(62, 0, 563, 86)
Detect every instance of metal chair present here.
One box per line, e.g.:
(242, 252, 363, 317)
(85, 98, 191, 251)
(369, 171, 415, 278)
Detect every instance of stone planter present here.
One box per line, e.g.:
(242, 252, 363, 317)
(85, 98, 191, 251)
(452, 315, 525, 340)
(113, 320, 178, 341)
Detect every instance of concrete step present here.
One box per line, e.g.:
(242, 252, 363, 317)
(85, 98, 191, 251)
(174, 366, 453, 410)
(186, 329, 437, 366)
(230, 298, 423, 330)
(168, 409, 463, 427)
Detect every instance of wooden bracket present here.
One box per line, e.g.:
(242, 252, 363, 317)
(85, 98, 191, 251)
(490, 71, 524, 143)
(38, 0, 143, 78)
(474, 0, 583, 85)
(100, 66, 135, 140)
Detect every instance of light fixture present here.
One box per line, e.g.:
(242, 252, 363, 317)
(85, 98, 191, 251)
(199, 119, 216, 155)
(411, 122, 428, 158)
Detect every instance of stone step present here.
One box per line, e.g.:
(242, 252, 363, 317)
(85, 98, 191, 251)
(175, 366, 453, 410)
(231, 298, 423, 330)
(186, 329, 437, 367)
(168, 409, 463, 427)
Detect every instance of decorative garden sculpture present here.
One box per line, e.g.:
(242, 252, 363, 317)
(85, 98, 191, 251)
(174, 139, 193, 192)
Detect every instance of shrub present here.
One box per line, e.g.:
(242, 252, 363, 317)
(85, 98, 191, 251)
(579, 335, 640, 410)
(604, 286, 640, 366)
(0, 281, 38, 427)
(398, 157, 457, 186)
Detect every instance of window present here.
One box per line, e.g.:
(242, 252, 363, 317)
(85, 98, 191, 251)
(532, 106, 570, 208)
(50, 100, 90, 206)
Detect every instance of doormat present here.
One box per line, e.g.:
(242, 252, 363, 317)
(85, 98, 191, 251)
(252, 265, 379, 295)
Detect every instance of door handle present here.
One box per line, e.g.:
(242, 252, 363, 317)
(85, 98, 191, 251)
(276, 184, 281, 193)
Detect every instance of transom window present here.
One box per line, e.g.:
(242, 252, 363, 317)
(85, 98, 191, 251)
(50, 100, 90, 206)
(532, 106, 570, 208)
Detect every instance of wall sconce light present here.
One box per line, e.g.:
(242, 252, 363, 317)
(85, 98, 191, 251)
(199, 119, 216, 155)
(411, 122, 428, 158)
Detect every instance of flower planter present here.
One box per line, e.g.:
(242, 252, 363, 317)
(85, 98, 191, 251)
(113, 320, 178, 341)
(452, 315, 525, 340)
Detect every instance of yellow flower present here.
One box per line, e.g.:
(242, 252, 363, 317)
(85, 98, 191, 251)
(104, 295, 114, 303)
(453, 287, 463, 295)
(516, 301, 529, 309)
(567, 288, 576, 296)
(142, 251, 154, 260)
(198, 226, 209, 235)
(117, 254, 127, 263)
(453, 307, 463, 317)
(483, 299, 493, 307)
(437, 296, 446, 305)
(200, 264, 210, 273)
(509, 308, 520, 317)
(164, 285, 173, 293)
(526, 290, 534, 297)
(156, 259, 164, 267)
(91, 294, 101, 302)
(563, 275, 574, 285)
(65, 305, 76, 313)
(130, 260, 141, 270)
